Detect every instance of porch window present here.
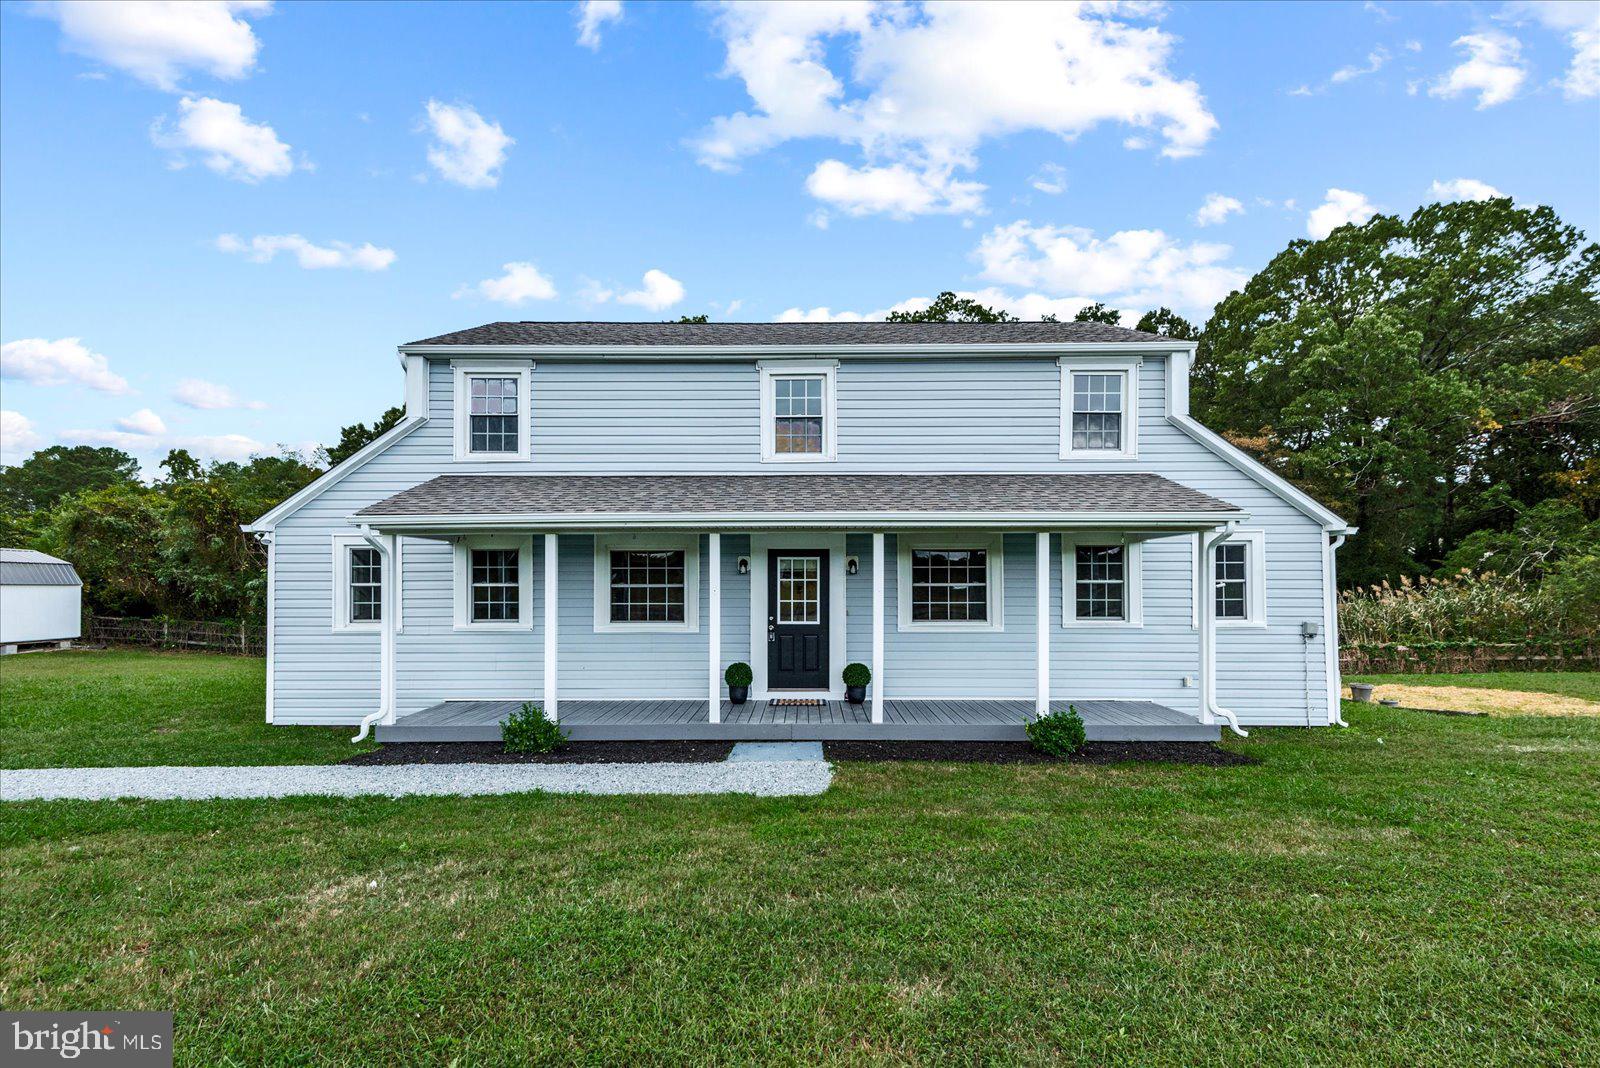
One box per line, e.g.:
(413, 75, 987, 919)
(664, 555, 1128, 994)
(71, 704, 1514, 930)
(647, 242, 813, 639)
(471, 548, 520, 622)
(1211, 530, 1265, 626)
(1059, 358, 1139, 460)
(348, 547, 382, 624)
(1074, 545, 1125, 620)
(909, 548, 989, 623)
(609, 549, 687, 624)
(759, 361, 837, 462)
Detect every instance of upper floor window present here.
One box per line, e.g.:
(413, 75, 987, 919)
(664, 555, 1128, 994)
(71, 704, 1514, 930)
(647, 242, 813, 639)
(759, 361, 837, 462)
(1059, 357, 1139, 460)
(1212, 530, 1266, 627)
(453, 362, 531, 461)
(1062, 536, 1143, 626)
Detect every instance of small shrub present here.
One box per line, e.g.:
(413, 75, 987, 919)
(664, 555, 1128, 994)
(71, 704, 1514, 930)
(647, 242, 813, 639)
(502, 702, 568, 754)
(725, 662, 753, 688)
(841, 662, 871, 687)
(1026, 705, 1086, 757)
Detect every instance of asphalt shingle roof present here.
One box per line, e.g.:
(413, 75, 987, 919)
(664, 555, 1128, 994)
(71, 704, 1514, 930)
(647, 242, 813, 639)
(356, 474, 1239, 519)
(404, 321, 1178, 348)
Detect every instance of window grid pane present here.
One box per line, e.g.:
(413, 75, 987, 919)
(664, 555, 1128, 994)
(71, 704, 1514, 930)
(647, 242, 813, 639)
(1070, 372, 1124, 450)
(348, 547, 381, 623)
(470, 548, 519, 622)
(910, 549, 988, 622)
(776, 556, 820, 623)
(773, 376, 825, 454)
(468, 375, 519, 454)
(609, 550, 687, 623)
(1215, 542, 1248, 619)
(1074, 545, 1125, 620)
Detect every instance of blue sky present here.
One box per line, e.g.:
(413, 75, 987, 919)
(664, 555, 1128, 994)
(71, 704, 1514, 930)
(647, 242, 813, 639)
(2, 0, 1597, 472)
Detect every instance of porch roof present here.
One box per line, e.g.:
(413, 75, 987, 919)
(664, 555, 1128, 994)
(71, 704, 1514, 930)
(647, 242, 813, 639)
(354, 473, 1245, 531)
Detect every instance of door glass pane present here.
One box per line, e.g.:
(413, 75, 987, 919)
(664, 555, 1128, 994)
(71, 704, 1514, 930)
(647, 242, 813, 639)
(776, 556, 820, 623)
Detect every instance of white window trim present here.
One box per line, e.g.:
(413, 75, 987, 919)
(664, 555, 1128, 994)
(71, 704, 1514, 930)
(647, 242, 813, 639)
(592, 532, 701, 633)
(1061, 534, 1144, 627)
(758, 360, 838, 463)
(1059, 356, 1140, 461)
(453, 360, 533, 462)
(331, 533, 382, 633)
(453, 534, 535, 630)
(1214, 528, 1267, 628)
(896, 532, 1005, 633)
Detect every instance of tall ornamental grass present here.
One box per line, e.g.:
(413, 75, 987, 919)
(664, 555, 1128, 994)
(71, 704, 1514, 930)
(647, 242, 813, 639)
(1338, 570, 1587, 648)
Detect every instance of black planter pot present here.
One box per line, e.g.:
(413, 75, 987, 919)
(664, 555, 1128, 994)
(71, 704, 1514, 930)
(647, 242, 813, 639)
(845, 685, 866, 705)
(728, 685, 749, 705)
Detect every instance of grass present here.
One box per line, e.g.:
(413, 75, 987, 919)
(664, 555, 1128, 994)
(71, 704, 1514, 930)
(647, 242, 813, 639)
(0, 649, 369, 768)
(1352, 670, 1600, 703)
(3, 654, 1598, 1064)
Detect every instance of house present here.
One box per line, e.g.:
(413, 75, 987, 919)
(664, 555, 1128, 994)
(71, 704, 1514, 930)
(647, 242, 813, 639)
(245, 322, 1352, 743)
(0, 548, 82, 654)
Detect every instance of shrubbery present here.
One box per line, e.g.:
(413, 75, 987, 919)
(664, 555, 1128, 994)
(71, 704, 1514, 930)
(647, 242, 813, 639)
(502, 702, 568, 754)
(1026, 706, 1087, 757)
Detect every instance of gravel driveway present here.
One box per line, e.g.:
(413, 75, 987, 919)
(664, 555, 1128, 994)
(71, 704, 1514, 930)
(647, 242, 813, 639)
(1, 760, 832, 802)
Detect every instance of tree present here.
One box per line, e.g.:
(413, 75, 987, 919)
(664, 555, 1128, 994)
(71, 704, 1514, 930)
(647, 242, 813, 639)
(675, 314, 710, 323)
(1072, 302, 1122, 325)
(40, 484, 170, 617)
(324, 405, 404, 467)
(0, 445, 140, 512)
(1195, 197, 1600, 586)
(160, 448, 202, 483)
(887, 291, 1017, 323)
(1135, 307, 1198, 340)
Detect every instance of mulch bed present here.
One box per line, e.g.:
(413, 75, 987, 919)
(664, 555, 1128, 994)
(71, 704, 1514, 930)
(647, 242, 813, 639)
(823, 740, 1258, 766)
(343, 741, 735, 765)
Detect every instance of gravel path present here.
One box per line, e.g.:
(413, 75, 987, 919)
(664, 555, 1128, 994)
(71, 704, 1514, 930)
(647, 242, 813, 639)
(0, 760, 832, 802)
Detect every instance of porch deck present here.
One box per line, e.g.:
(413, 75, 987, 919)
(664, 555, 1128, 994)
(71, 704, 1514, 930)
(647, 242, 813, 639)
(374, 698, 1218, 743)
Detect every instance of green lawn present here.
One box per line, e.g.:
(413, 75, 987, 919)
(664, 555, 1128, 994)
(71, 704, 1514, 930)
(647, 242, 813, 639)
(1351, 670, 1600, 702)
(0, 649, 369, 768)
(3, 654, 1597, 1064)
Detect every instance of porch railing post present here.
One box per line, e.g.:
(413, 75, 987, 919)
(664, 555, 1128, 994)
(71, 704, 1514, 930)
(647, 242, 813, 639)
(1036, 531, 1050, 717)
(543, 532, 559, 722)
(708, 532, 721, 724)
(871, 531, 885, 725)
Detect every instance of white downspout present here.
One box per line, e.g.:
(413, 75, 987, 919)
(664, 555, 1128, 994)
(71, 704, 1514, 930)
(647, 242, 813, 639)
(351, 525, 396, 743)
(1200, 524, 1248, 738)
(1326, 533, 1349, 727)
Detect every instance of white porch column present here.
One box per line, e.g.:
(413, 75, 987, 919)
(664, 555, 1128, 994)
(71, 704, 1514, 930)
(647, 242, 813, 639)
(1035, 531, 1050, 716)
(543, 533, 559, 722)
(871, 531, 885, 725)
(708, 532, 721, 723)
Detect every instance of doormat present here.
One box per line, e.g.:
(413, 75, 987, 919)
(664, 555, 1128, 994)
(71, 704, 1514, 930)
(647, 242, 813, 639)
(771, 699, 825, 707)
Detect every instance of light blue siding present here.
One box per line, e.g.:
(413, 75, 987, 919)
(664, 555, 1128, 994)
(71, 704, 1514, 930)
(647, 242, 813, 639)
(267, 353, 1332, 727)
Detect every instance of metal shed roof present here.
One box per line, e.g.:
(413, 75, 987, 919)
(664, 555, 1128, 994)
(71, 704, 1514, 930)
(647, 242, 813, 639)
(0, 548, 82, 586)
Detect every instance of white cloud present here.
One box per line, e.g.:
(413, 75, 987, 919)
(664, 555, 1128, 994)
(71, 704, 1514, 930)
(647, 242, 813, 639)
(1, 410, 44, 464)
(693, 2, 1216, 217)
(617, 269, 686, 311)
(1502, 1, 1600, 98)
(1, 337, 131, 393)
(777, 289, 1127, 325)
(1307, 188, 1378, 238)
(457, 262, 558, 305)
(151, 95, 294, 181)
(1194, 193, 1244, 227)
(1331, 46, 1390, 84)
(63, 426, 265, 462)
(117, 408, 168, 435)
(1364, 2, 1396, 23)
(215, 233, 396, 271)
(775, 297, 931, 323)
(1430, 33, 1527, 108)
(1429, 177, 1506, 202)
(1029, 163, 1067, 196)
(974, 220, 1248, 315)
(31, 0, 271, 91)
(805, 159, 985, 219)
(422, 100, 513, 189)
(575, 0, 623, 50)
(173, 378, 266, 410)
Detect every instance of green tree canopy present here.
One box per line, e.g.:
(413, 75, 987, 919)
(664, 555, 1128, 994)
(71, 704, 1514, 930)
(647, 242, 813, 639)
(0, 445, 140, 513)
(675, 314, 710, 323)
(1072, 302, 1122, 325)
(1135, 307, 1199, 340)
(887, 291, 1017, 323)
(324, 405, 405, 467)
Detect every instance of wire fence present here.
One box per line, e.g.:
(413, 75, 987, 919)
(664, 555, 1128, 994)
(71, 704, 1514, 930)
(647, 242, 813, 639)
(84, 616, 266, 657)
(1340, 642, 1600, 675)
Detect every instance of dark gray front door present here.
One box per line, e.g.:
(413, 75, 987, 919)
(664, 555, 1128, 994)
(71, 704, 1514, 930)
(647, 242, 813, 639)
(768, 551, 828, 690)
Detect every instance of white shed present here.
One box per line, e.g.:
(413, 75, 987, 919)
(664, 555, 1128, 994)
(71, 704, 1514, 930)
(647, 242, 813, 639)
(0, 548, 83, 652)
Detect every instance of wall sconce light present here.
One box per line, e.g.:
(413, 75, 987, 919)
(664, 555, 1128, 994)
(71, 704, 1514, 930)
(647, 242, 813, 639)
(846, 556, 859, 575)
(737, 556, 750, 575)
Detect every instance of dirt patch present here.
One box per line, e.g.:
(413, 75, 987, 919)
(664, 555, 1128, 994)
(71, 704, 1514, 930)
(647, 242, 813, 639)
(1345, 684, 1600, 718)
(342, 741, 735, 765)
(823, 740, 1257, 766)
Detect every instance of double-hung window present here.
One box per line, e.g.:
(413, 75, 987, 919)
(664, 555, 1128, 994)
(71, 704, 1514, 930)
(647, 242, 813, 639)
(1063, 537, 1143, 626)
(453, 536, 533, 629)
(470, 549, 520, 622)
(332, 534, 385, 632)
(593, 536, 700, 632)
(897, 535, 1004, 631)
(453, 362, 531, 461)
(1211, 530, 1266, 626)
(759, 361, 837, 462)
(1059, 357, 1139, 459)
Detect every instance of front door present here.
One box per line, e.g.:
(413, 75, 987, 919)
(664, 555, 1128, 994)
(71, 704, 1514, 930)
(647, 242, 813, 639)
(768, 550, 828, 691)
